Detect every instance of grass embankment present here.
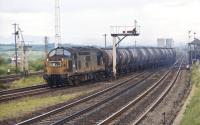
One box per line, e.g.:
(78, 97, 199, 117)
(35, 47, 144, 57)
(0, 90, 91, 120)
(179, 65, 200, 125)
(0, 64, 16, 75)
(0, 76, 45, 89)
(9, 76, 45, 89)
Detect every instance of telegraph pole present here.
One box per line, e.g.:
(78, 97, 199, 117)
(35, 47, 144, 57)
(104, 34, 107, 48)
(44, 36, 48, 58)
(188, 30, 192, 64)
(13, 23, 18, 74)
(194, 32, 196, 39)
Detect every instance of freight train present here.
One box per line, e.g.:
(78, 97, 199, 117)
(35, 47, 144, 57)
(43, 46, 176, 87)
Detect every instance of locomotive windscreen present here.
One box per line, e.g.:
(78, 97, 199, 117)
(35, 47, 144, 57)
(49, 48, 71, 57)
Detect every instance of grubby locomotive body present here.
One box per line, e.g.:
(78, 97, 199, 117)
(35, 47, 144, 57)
(43, 46, 176, 87)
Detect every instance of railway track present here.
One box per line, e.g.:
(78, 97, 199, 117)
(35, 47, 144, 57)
(0, 76, 21, 84)
(98, 60, 183, 125)
(0, 71, 44, 84)
(46, 66, 180, 125)
(60, 69, 171, 125)
(15, 70, 156, 125)
(0, 70, 144, 102)
(131, 59, 183, 125)
(0, 71, 141, 102)
(13, 63, 179, 125)
(0, 84, 49, 102)
(0, 82, 93, 102)
(0, 84, 47, 95)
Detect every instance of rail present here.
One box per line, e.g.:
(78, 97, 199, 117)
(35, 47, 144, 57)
(16, 71, 149, 125)
(97, 58, 183, 125)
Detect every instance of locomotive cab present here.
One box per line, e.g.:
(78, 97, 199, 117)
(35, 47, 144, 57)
(43, 46, 106, 87)
(44, 47, 74, 87)
(47, 47, 72, 73)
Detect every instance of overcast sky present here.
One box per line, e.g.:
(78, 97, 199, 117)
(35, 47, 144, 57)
(0, 0, 200, 46)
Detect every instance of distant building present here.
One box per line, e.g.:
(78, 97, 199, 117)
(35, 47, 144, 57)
(188, 38, 200, 64)
(157, 38, 165, 47)
(11, 56, 20, 65)
(157, 38, 174, 48)
(166, 38, 174, 48)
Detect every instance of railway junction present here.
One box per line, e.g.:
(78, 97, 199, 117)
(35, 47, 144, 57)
(0, 0, 200, 125)
(0, 55, 194, 125)
(0, 15, 196, 125)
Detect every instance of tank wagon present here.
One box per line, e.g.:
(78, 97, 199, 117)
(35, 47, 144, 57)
(43, 46, 176, 87)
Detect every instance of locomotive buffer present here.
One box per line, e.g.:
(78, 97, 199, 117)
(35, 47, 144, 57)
(111, 21, 140, 79)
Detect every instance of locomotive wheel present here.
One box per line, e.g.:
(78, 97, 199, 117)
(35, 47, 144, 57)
(73, 79, 80, 86)
(68, 80, 73, 86)
(47, 80, 54, 88)
(44, 76, 53, 88)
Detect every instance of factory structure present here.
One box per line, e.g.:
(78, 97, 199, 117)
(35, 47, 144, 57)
(157, 38, 174, 48)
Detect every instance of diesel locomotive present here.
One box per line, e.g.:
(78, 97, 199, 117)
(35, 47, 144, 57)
(43, 46, 176, 87)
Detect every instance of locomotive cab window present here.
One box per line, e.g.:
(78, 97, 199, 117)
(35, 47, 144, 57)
(49, 48, 64, 57)
(49, 48, 72, 57)
(56, 48, 63, 55)
(64, 50, 71, 57)
(49, 50, 56, 57)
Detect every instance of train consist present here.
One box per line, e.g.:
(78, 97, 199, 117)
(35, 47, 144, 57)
(43, 46, 176, 87)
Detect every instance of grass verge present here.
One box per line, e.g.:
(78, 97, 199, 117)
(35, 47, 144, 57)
(0, 76, 45, 90)
(0, 91, 89, 120)
(179, 65, 200, 125)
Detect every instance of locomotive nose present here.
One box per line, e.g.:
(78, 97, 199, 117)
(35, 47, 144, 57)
(44, 58, 69, 87)
(46, 60, 62, 74)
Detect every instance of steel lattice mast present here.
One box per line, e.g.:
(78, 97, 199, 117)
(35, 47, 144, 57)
(55, 0, 61, 48)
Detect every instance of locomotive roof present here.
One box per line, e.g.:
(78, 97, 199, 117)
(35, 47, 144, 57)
(51, 46, 104, 54)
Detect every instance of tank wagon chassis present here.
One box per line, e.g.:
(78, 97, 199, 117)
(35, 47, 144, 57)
(43, 46, 176, 87)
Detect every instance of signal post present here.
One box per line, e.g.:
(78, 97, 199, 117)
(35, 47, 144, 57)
(111, 20, 140, 79)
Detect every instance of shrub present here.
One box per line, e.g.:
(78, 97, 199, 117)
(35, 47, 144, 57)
(0, 68, 6, 75)
(29, 58, 44, 71)
(0, 56, 6, 65)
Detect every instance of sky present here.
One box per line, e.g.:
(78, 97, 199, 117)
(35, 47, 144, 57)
(0, 0, 200, 46)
